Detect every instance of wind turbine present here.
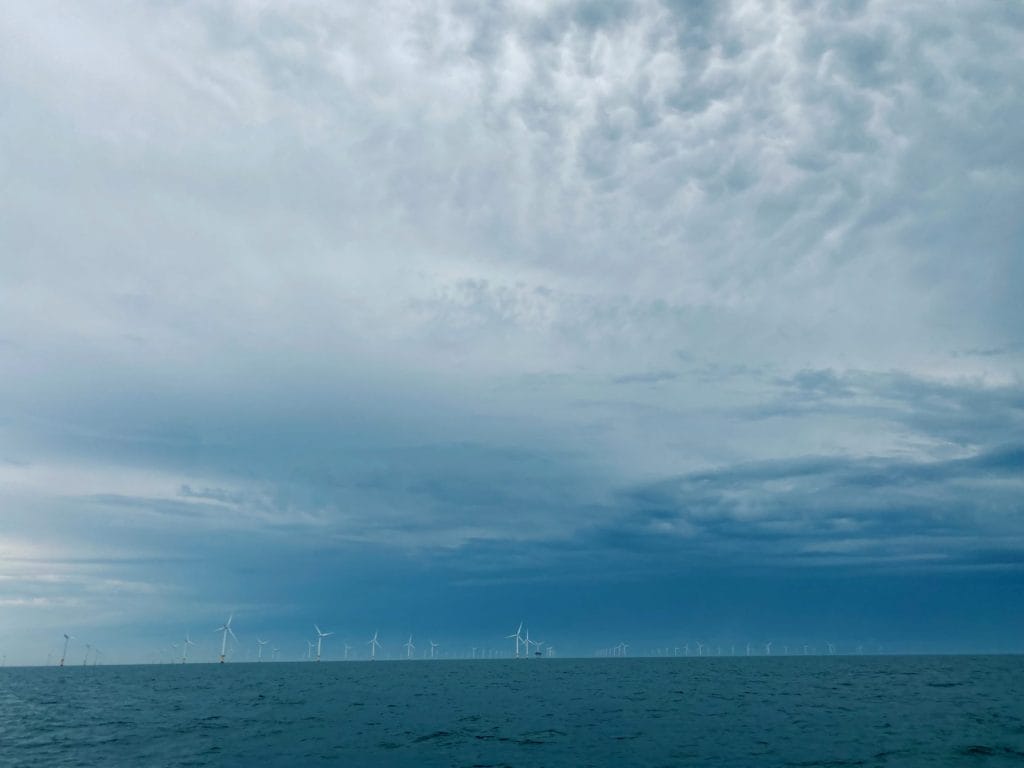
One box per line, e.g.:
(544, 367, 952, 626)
(765, 641, 772, 656)
(404, 636, 415, 659)
(368, 631, 382, 660)
(182, 634, 196, 663)
(429, 640, 439, 659)
(60, 633, 74, 667)
(696, 641, 704, 657)
(306, 641, 314, 661)
(83, 643, 92, 666)
(343, 643, 352, 660)
(215, 614, 237, 663)
(826, 641, 836, 655)
(315, 625, 334, 662)
(257, 638, 268, 661)
(506, 622, 524, 658)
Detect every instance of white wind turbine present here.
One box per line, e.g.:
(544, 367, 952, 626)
(505, 622, 524, 658)
(257, 638, 269, 661)
(826, 641, 836, 655)
(368, 631, 382, 660)
(696, 641, 704, 657)
(343, 643, 352, 660)
(404, 636, 415, 659)
(315, 625, 334, 662)
(765, 641, 772, 656)
(306, 641, 314, 661)
(215, 614, 237, 663)
(429, 640, 439, 659)
(182, 634, 196, 663)
(60, 633, 74, 667)
(83, 643, 92, 666)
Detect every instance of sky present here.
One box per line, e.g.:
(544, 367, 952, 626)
(1, 0, 1022, 664)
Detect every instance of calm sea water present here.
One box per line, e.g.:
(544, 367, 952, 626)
(1, 656, 1022, 767)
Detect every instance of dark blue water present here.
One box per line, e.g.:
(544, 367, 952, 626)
(2, 656, 1022, 766)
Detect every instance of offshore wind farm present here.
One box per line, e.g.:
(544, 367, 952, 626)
(2, 0, 1023, 765)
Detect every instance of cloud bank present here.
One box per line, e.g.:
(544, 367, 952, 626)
(1, 0, 1022, 660)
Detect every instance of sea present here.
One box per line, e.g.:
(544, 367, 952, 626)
(1, 655, 1022, 767)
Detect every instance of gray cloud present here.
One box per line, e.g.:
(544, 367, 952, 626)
(1, 0, 1022, 658)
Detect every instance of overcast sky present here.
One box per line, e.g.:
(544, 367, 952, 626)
(1, 0, 1022, 663)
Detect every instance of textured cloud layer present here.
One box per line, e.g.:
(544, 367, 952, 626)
(1, 0, 1022, 659)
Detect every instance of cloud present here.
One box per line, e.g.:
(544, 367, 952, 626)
(0, 0, 1022, 657)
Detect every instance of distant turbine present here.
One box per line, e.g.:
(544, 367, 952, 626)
(696, 641, 704, 657)
(182, 634, 196, 663)
(429, 640, 439, 659)
(315, 625, 334, 662)
(765, 641, 772, 656)
(344, 643, 352, 660)
(306, 641, 314, 661)
(257, 638, 269, 661)
(60, 633, 74, 667)
(83, 643, 92, 666)
(505, 622, 524, 658)
(215, 614, 237, 663)
(826, 641, 836, 655)
(368, 631, 382, 660)
(405, 636, 416, 659)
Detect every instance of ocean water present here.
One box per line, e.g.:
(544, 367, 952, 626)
(1, 656, 1022, 767)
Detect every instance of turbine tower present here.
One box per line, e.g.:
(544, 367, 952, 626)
(60, 633, 74, 667)
(182, 634, 196, 663)
(315, 625, 334, 662)
(257, 638, 268, 661)
(404, 636, 415, 659)
(215, 614, 237, 663)
(429, 640, 439, 659)
(505, 622, 524, 658)
(368, 631, 382, 660)
(306, 641, 315, 661)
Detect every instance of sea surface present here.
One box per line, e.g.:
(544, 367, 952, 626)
(1, 655, 1022, 767)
